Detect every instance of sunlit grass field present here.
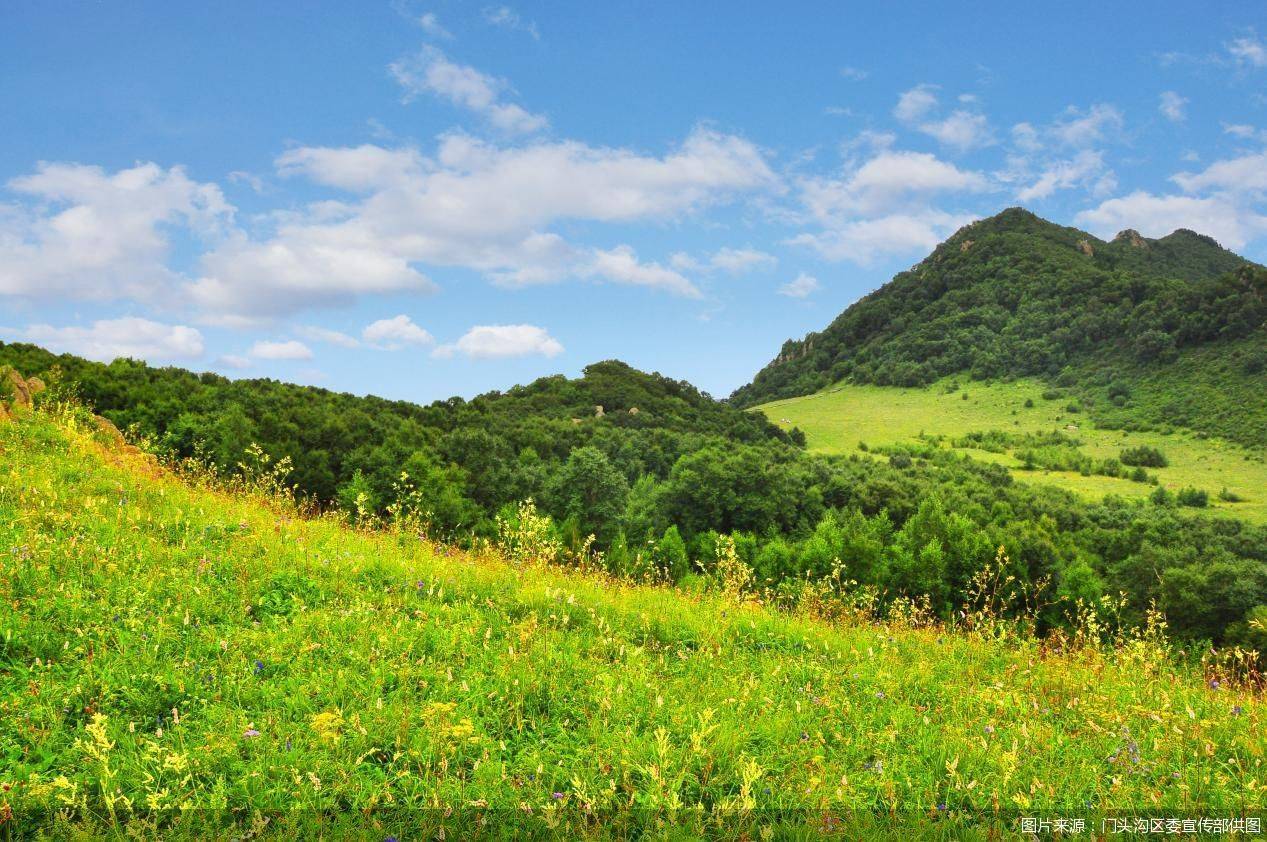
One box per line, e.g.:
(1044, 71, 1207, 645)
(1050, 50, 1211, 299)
(1, 409, 1263, 839)
(757, 379, 1267, 525)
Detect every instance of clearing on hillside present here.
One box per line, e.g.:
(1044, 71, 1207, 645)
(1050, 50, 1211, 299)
(756, 378, 1267, 525)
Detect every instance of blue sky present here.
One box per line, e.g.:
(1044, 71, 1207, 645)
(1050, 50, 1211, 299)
(2, 2, 1266, 402)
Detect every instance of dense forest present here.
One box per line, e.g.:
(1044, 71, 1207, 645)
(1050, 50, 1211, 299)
(732, 209, 1267, 445)
(3, 339, 1266, 648)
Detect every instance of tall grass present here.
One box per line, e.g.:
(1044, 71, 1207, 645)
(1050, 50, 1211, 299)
(0, 408, 1262, 838)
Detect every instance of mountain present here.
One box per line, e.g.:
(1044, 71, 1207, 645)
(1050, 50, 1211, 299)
(731, 209, 1266, 440)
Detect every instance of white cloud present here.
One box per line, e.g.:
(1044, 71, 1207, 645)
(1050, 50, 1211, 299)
(1159, 91, 1188, 122)
(192, 128, 774, 317)
(839, 66, 868, 81)
(0, 162, 232, 301)
(249, 339, 314, 361)
(482, 6, 539, 39)
(790, 145, 987, 264)
(363, 314, 434, 348)
(434, 324, 562, 359)
(894, 85, 939, 123)
(1075, 191, 1267, 250)
(276, 145, 424, 192)
(779, 272, 820, 298)
(1015, 149, 1114, 202)
(586, 245, 700, 297)
(1051, 104, 1124, 148)
(799, 150, 988, 221)
(1172, 151, 1267, 195)
(789, 210, 977, 264)
(893, 85, 992, 151)
(13, 317, 204, 363)
(1222, 123, 1260, 139)
(295, 325, 360, 348)
(670, 246, 776, 275)
(218, 354, 252, 369)
(708, 246, 778, 274)
(1228, 35, 1267, 68)
(389, 47, 547, 134)
(417, 12, 453, 39)
(918, 110, 994, 151)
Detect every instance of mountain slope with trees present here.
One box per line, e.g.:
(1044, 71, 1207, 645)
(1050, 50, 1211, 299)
(732, 208, 1266, 447)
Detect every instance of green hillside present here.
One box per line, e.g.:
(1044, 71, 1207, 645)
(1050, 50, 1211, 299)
(756, 378, 1267, 524)
(1, 405, 1262, 838)
(732, 209, 1267, 452)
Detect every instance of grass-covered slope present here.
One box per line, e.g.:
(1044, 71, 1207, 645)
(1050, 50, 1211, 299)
(757, 378, 1267, 524)
(732, 208, 1265, 433)
(1, 410, 1263, 837)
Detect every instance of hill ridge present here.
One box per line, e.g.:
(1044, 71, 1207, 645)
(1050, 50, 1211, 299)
(731, 207, 1263, 412)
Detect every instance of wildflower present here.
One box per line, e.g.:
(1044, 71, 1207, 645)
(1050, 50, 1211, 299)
(937, 802, 948, 812)
(1232, 705, 1244, 716)
(552, 792, 565, 800)
(243, 729, 260, 739)
(1208, 679, 1221, 690)
(253, 659, 265, 675)
(983, 725, 995, 735)
(874, 691, 886, 700)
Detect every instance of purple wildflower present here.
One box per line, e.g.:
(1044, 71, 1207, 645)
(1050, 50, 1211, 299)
(253, 659, 265, 675)
(1209, 678, 1221, 690)
(1232, 705, 1244, 716)
(552, 792, 565, 800)
(983, 725, 995, 735)
(243, 728, 260, 739)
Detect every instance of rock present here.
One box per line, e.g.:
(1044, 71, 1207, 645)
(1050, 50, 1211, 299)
(94, 415, 126, 447)
(1077, 239, 1094, 256)
(960, 239, 974, 253)
(628, 406, 639, 415)
(1114, 229, 1148, 248)
(594, 405, 604, 418)
(3, 367, 32, 410)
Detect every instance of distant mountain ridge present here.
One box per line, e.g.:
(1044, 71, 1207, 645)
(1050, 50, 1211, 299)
(731, 208, 1264, 410)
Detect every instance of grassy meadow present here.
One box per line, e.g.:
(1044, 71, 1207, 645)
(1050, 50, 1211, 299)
(757, 379, 1267, 525)
(1, 406, 1264, 838)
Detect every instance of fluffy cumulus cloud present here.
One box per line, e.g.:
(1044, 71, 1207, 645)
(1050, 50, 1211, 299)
(0, 162, 231, 301)
(893, 85, 992, 151)
(1172, 151, 1267, 195)
(192, 127, 775, 317)
(389, 47, 547, 134)
(362, 314, 434, 348)
(12, 317, 204, 363)
(778, 272, 820, 298)
(434, 324, 563, 359)
(1013, 149, 1115, 202)
(789, 148, 987, 263)
(249, 339, 314, 360)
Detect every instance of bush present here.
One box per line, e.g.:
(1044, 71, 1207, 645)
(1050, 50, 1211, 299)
(1120, 445, 1169, 468)
(1218, 487, 1244, 503)
(1023, 398, 1034, 408)
(1041, 389, 1063, 401)
(1176, 487, 1209, 508)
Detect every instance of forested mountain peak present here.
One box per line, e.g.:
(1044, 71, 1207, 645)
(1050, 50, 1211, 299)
(731, 208, 1262, 407)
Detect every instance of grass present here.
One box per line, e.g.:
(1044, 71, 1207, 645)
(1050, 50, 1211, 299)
(756, 379, 1267, 525)
(1, 409, 1263, 838)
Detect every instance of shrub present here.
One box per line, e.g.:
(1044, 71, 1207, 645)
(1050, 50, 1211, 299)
(1218, 487, 1244, 503)
(1120, 445, 1169, 468)
(1176, 487, 1209, 508)
(1041, 389, 1062, 401)
(1023, 398, 1034, 408)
